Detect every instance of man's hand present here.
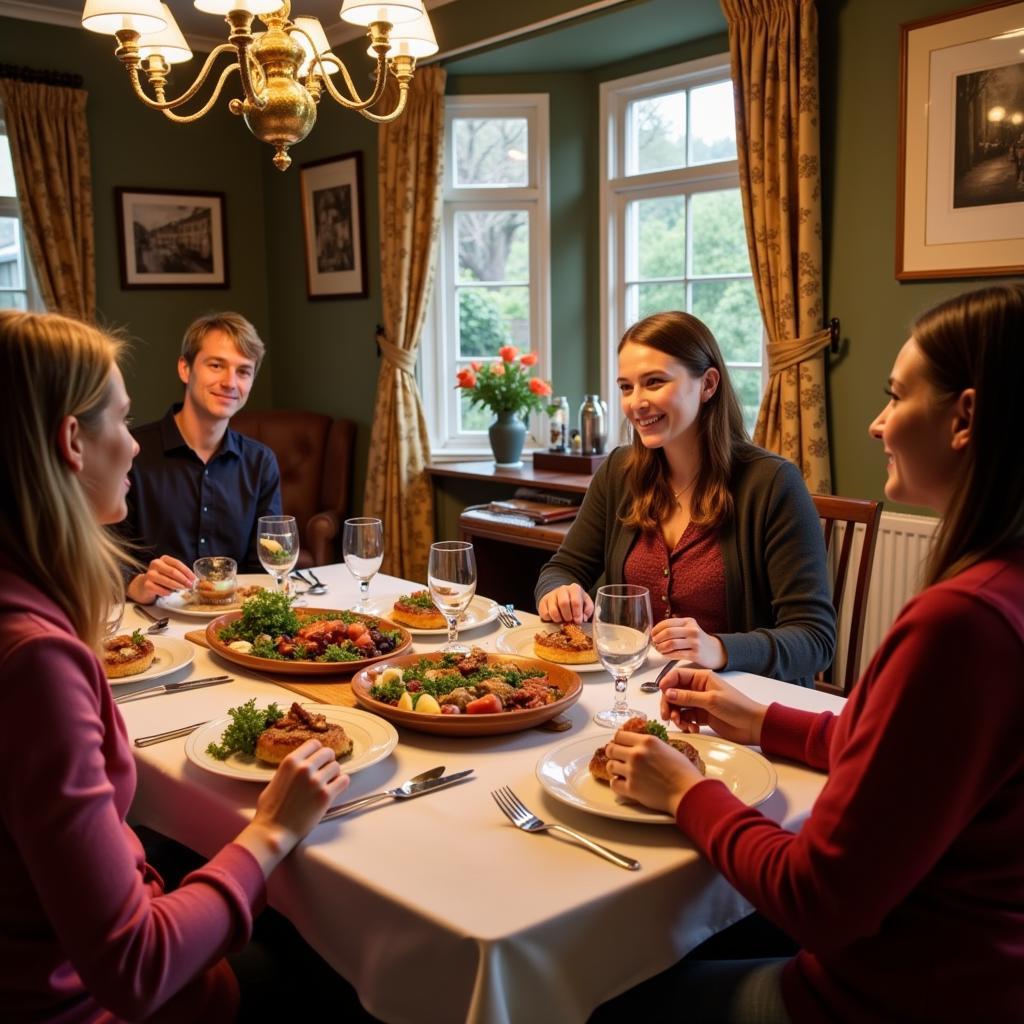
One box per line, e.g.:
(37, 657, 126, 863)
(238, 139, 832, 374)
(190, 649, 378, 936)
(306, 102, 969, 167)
(127, 556, 196, 604)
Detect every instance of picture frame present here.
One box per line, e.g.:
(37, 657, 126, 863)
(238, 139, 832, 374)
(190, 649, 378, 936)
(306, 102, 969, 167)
(897, 1, 1024, 279)
(115, 188, 228, 289)
(299, 151, 368, 299)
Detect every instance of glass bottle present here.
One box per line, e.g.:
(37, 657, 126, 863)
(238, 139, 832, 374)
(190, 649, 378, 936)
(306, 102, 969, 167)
(578, 394, 607, 455)
(548, 396, 569, 451)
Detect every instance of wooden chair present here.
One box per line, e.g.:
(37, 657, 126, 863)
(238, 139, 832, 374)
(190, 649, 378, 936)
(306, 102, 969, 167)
(812, 494, 883, 697)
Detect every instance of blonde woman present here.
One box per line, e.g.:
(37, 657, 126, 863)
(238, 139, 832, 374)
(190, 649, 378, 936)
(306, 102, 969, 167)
(0, 311, 349, 1021)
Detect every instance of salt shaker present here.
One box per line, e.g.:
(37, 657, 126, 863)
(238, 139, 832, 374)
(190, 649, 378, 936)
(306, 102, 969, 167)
(578, 394, 607, 455)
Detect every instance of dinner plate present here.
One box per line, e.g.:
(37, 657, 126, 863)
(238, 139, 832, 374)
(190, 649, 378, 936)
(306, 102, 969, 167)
(107, 636, 195, 686)
(184, 704, 399, 782)
(536, 733, 778, 824)
(351, 651, 583, 736)
(205, 607, 413, 676)
(495, 623, 616, 674)
(156, 574, 277, 618)
(362, 594, 501, 635)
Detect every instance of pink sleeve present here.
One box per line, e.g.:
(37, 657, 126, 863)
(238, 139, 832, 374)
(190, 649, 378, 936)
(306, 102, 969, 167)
(760, 702, 837, 771)
(675, 589, 1024, 952)
(0, 634, 266, 1021)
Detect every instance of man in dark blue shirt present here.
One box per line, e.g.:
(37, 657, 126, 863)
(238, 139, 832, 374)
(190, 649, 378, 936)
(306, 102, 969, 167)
(121, 312, 282, 604)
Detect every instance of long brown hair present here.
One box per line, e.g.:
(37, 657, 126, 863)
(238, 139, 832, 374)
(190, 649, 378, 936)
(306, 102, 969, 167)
(0, 311, 128, 648)
(617, 311, 753, 531)
(912, 285, 1024, 586)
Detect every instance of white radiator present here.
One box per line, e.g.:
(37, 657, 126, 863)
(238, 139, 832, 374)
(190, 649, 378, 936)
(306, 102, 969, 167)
(831, 510, 938, 684)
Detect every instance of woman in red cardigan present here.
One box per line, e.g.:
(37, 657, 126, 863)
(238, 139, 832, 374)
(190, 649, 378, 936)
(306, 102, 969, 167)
(601, 284, 1024, 1024)
(0, 311, 350, 1022)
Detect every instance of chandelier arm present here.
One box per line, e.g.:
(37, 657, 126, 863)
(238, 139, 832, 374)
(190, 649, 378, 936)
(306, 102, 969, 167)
(317, 54, 389, 111)
(356, 81, 410, 124)
(234, 38, 268, 111)
(127, 43, 237, 112)
(159, 64, 241, 124)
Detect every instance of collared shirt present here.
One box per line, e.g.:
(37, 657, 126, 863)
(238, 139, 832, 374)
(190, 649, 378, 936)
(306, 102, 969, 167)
(119, 404, 282, 573)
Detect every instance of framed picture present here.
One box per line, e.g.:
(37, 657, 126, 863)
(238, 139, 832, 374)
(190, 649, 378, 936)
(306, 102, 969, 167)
(299, 151, 368, 299)
(115, 188, 228, 289)
(897, 1, 1024, 279)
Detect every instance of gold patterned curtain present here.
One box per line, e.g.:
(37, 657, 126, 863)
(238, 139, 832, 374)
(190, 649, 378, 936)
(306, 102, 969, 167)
(722, 0, 831, 492)
(0, 79, 95, 319)
(363, 66, 446, 581)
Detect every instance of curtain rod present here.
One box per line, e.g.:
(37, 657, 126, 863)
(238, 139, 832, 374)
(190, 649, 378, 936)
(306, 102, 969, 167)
(0, 64, 84, 89)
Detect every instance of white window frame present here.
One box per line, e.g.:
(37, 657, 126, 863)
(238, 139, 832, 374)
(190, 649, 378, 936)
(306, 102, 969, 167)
(599, 55, 765, 435)
(421, 93, 551, 457)
(0, 112, 42, 312)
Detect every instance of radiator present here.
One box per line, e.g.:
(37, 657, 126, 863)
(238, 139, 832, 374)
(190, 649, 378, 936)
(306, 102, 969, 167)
(832, 510, 938, 684)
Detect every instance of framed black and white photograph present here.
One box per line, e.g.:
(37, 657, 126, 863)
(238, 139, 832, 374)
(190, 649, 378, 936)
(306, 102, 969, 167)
(115, 188, 228, 289)
(897, 1, 1024, 279)
(300, 151, 368, 299)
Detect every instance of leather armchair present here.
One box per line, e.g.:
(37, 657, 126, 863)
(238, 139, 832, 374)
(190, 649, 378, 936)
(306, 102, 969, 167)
(230, 409, 356, 568)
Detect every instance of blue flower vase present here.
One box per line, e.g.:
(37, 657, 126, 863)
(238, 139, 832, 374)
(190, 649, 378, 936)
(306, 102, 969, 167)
(488, 410, 527, 468)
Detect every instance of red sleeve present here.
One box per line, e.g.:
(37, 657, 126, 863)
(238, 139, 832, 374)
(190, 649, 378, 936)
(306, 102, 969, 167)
(760, 702, 838, 771)
(0, 634, 265, 1020)
(676, 588, 1024, 953)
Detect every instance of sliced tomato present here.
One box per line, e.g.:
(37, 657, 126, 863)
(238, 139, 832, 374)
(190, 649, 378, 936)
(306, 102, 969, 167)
(465, 693, 503, 715)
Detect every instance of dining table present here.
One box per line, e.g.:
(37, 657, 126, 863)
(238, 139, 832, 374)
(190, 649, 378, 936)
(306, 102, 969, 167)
(116, 563, 845, 1024)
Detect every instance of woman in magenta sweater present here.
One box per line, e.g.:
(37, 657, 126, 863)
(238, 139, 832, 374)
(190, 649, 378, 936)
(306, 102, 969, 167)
(0, 311, 351, 1022)
(601, 284, 1024, 1023)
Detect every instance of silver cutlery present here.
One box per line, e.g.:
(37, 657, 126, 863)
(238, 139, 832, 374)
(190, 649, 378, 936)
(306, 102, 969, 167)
(134, 721, 207, 747)
(291, 570, 327, 596)
(115, 675, 233, 705)
(321, 767, 474, 822)
(640, 660, 677, 693)
(491, 786, 640, 871)
(497, 606, 520, 629)
(504, 603, 522, 626)
(132, 604, 169, 632)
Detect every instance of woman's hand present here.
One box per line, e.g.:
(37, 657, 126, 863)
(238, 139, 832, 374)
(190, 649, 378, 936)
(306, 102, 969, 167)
(658, 666, 768, 747)
(537, 584, 593, 623)
(235, 740, 350, 876)
(651, 617, 727, 669)
(127, 555, 196, 604)
(603, 729, 704, 816)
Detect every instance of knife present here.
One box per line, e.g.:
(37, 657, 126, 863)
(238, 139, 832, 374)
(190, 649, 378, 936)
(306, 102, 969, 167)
(114, 675, 233, 704)
(321, 768, 475, 821)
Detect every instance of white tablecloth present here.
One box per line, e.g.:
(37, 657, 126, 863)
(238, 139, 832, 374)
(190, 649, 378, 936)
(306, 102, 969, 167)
(119, 566, 844, 1024)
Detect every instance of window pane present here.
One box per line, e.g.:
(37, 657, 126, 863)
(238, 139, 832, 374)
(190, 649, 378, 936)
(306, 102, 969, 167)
(728, 366, 763, 434)
(455, 210, 529, 283)
(453, 118, 529, 187)
(0, 216, 24, 289)
(0, 291, 27, 310)
(0, 136, 15, 198)
(457, 286, 530, 358)
(691, 278, 763, 363)
(628, 91, 685, 174)
(689, 81, 737, 164)
(691, 189, 748, 275)
(633, 281, 686, 321)
(458, 387, 494, 433)
(630, 195, 685, 279)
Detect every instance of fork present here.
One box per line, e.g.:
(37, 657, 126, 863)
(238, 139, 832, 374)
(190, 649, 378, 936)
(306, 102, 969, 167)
(133, 604, 169, 632)
(291, 570, 327, 596)
(491, 786, 640, 870)
(497, 605, 521, 629)
(134, 722, 206, 747)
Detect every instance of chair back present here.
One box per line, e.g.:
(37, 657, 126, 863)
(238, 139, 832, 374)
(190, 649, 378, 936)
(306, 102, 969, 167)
(812, 493, 883, 697)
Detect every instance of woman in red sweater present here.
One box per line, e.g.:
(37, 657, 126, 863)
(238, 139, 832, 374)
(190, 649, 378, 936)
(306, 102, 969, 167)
(601, 284, 1024, 1023)
(0, 311, 351, 1022)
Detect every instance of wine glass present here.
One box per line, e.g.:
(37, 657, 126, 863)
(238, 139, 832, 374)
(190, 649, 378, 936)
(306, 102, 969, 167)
(257, 515, 299, 593)
(427, 541, 477, 654)
(343, 517, 384, 609)
(593, 584, 652, 728)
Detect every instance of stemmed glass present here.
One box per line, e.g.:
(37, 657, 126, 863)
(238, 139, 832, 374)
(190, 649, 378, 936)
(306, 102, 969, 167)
(343, 517, 384, 610)
(427, 541, 477, 654)
(257, 515, 300, 593)
(593, 584, 652, 728)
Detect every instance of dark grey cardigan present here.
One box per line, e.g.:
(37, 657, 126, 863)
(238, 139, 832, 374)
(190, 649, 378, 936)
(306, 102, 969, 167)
(535, 446, 836, 687)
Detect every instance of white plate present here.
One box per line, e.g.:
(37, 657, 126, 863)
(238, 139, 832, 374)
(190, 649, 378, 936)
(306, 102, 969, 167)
(107, 636, 195, 686)
(495, 623, 611, 673)
(536, 732, 778, 825)
(362, 594, 500, 635)
(156, 574, 276, 618)
(185, 704, 399, 782)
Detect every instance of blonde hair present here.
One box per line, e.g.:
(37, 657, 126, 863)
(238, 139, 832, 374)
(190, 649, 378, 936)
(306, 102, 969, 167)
(0, 311, 128, 649)
(180, 311, 265, 369)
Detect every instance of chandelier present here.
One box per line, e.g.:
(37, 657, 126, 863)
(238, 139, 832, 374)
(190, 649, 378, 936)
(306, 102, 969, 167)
(81, 1, 438, 170)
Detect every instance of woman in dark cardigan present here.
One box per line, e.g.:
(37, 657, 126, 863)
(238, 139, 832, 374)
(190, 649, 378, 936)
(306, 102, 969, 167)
(535, 312, 834, 687)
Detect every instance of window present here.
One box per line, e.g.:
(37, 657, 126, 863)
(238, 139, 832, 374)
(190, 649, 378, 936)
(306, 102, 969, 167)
(422, 94, 550, 453)
(0, 114, 40, 312)
(599, 56, 764, 431)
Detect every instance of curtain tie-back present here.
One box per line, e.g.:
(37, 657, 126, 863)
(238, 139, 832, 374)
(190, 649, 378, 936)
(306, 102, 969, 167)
(376, 328, 418, 375)
(766, 327, 830, 377)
